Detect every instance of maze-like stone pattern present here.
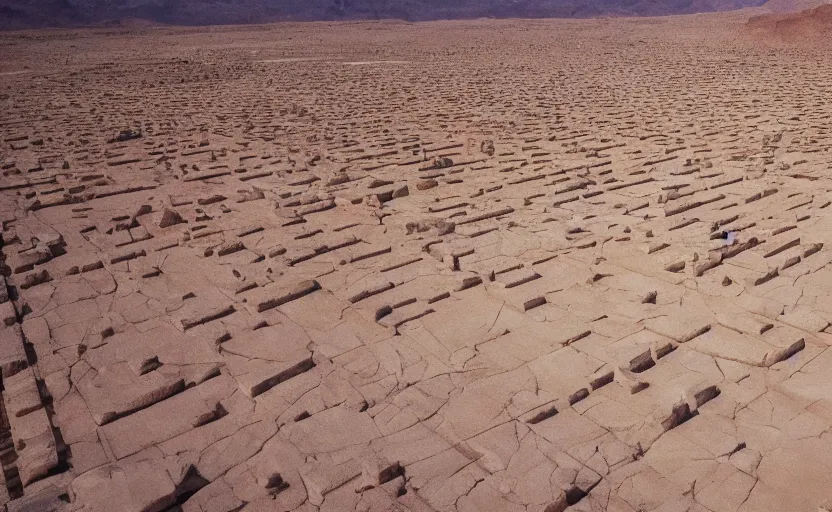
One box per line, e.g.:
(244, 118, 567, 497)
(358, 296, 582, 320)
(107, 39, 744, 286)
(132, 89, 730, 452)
(1, 13, 832, 512)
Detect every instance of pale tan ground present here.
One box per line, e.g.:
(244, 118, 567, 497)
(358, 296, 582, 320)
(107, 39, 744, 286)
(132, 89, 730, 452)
(1, 12, 832, 512)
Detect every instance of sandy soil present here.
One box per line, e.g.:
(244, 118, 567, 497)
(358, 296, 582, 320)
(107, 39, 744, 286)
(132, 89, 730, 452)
(1, 12, 832, 512)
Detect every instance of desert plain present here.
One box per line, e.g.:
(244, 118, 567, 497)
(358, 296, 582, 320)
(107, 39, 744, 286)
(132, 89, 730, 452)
(1, 9, 832, 512)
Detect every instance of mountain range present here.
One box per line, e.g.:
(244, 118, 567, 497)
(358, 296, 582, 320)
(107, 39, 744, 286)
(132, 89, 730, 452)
(0, 0, 776, 29)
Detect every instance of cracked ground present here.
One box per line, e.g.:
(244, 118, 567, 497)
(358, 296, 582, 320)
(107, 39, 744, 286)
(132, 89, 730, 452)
(1, 11, 832, 512)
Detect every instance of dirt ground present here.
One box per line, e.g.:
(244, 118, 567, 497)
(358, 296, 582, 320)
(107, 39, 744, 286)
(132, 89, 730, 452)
(1, 12, 832, 512)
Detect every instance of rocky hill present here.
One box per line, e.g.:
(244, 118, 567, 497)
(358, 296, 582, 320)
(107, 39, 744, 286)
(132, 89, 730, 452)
(1, 0, 769, 29)
(762, 0, 830, 12)
(747, 3, 832, 38)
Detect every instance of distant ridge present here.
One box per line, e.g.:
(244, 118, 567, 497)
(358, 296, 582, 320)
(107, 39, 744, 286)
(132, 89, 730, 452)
(0, 0, 768, 30)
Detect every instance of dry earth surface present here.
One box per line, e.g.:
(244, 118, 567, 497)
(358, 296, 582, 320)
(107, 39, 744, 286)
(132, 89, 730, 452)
(1, 11, 832, 512)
